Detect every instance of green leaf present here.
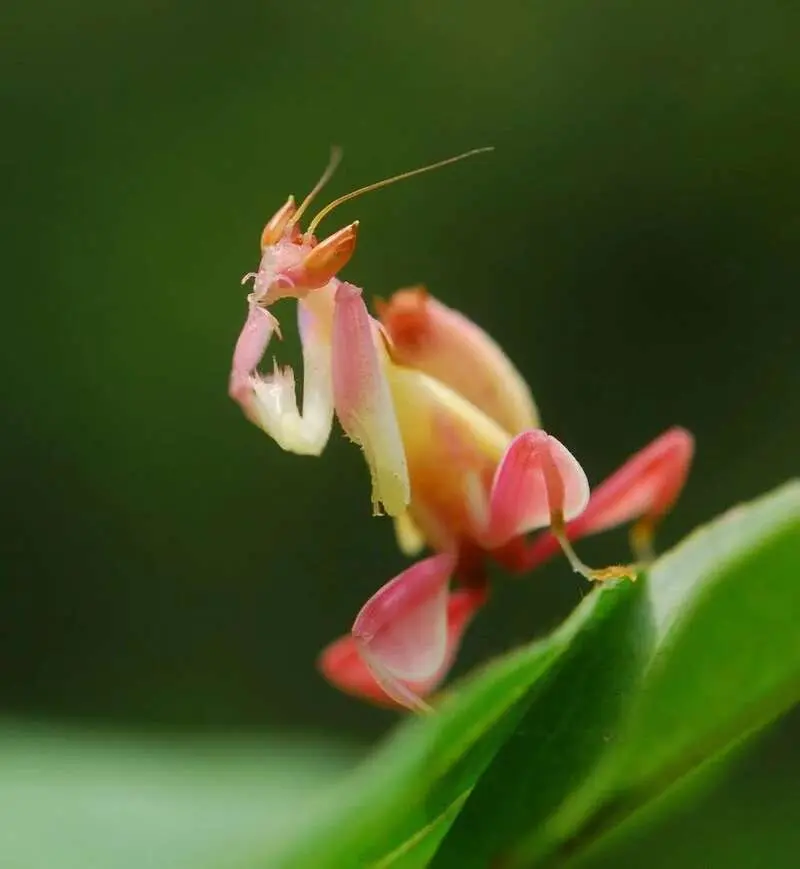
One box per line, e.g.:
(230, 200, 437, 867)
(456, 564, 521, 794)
(261, 583, 630, 869)
(0, 722, 355, 869)
(266, 481, 800, 869)
(429, 565, 652, 869)
(570, 712, 800, 869)
(434, 480, 800, 868)
(4, 484, 797, 869)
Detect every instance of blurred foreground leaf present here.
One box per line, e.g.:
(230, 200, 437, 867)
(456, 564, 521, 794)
(0, 723, 356, 869)
(4, 483, 797, 869)
(263, 481, 800, 868)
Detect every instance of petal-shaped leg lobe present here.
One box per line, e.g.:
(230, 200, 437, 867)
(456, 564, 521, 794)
(354, 554, 454, 691)
(577, 426, 695, 534)
(332, 282, 410, 517)
(319, 553, 486, 710)
(521, 427, 695, 570)
(485, 430, 590, 548)
(319, 632, 407, 708)
(319, 589, 487, 710)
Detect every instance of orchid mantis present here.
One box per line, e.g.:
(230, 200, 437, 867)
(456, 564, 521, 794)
(229, 152, 694, 712)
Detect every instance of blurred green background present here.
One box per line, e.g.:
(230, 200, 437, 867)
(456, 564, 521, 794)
(2, 0, 798, 803)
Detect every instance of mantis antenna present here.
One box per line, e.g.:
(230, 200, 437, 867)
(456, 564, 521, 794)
(304, 146, 494, 239)
(289, 146, 344, 229)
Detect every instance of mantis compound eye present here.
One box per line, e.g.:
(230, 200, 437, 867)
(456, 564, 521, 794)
(260, 196, 297, 249)
(299, 221, 359, 289)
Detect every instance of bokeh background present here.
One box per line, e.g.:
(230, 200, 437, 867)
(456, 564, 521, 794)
(2, 0, 799, 861)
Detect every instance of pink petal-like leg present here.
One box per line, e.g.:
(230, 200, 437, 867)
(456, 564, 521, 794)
(486, 430, 636, 582)
(230, 297, 335, 456)
(318, 584, 487, 709)
(319, 553, 486, 711)
(228, 300, 280, 415)
(332, 282, 410, 517)
(521, 427, 695, 572)
(485, 430, 590, 547)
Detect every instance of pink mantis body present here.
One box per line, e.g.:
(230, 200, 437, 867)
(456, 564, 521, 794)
(229, 153, 694, 712)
